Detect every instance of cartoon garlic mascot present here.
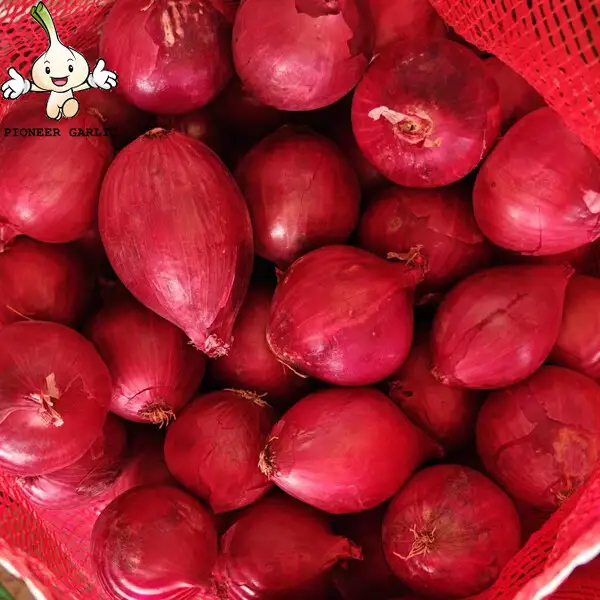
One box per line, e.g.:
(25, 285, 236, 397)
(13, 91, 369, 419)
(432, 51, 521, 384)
(1, 1, 117, 119)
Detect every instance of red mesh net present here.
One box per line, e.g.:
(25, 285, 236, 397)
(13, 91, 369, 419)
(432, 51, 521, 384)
(2, 0, 600, 598)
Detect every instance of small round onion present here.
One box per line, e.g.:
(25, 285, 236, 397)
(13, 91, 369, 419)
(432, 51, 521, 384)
(476, 366, 600, 510)
(383, 464, 521, 599)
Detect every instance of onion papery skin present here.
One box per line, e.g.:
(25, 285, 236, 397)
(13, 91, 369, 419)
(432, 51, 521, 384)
(432, 264, 573, 389)
(208, 284, 311, 408)
(215, 493, 361, 599)
(0, 100, 113, 247)
(18, 414, 127, 510)
(0, 321, 112, 476)
(156, 107, 224, 155)
(0, 237, 93, 328)
(383, 465, 521, 599)
(92, 484, 218, 600)
(235, 127, 361, 268)
(388, 338, 481, 451)
(164, 389, 275, 513)
(86, 293, 207, 425)
(232, 0, 374, 111)
(551, 275, 600, 378)
(352, 40, 500, 188)
(260, 387, 441, 514)
(100, 0, 233, 114)
(99, 129, 254, 357)
(266, 245, 422, 386)
(358, 184, 491, 294)
(476, 366, 600, 510)
(473, 108, 600, 255)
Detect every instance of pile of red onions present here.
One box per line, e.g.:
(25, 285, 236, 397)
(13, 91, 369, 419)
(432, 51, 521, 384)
(259, 387, 441, 513)
(164, 389, 275, 513)
(215, 493, 361, 598)
(267, 245, 424, 386)
(473, 108, 600, 255)
(358, 184, 491, 293)
(99, 128, 253, 357)
(382, 464, 521, 598)
(232, 0, 374, 110)
(0, 321, 112, 475)
(100, 0, 233, 114)
(235, 126, 361, 267)
(0, 237, 93, 327)
(352, 40, 501, 188)
(432, 264, 572, 389)
(477, 366, 600, 510)
(18, 415, 127, 510)
(0, 99, 113, 247)
(208, 284, 311, 408)
(86, 292, 206, 425)
(92, 484, 218, 600)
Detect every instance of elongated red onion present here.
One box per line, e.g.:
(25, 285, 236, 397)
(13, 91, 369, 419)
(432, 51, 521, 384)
(214, 493, 361, 599)
(17, 415, 127, 510)
(156, 107, 224, 155)
(100, 0, 232, 114)
(352, 40, 500, 188)
(0, 237, 93, 328)
(259, 387, 441, 513)
(383, 465, 521, 599)
(432, 264, 572, 389)
(551, 276, 600, 378)
(86, 293, 207, 425)
(235, 127, 361, 267)
(332, 506, 406, 600)
(99, 128, 253, 357)
(484, 57, 545, 132)
(367, 0, 446, 51)
(476, 366, 600, 510)
(267, 245, 423, 386)
(0, 321, 112, 476)
(92, 484, 218, 600)
(208, 284, 311, 408)
(358, 184, 491, 293)
(164, 390, 274, 513)
(388, 337, 481, 451)
(232, 0, 374, 111)
(473, 108, 600, 255)
(0, 99, 113, 248)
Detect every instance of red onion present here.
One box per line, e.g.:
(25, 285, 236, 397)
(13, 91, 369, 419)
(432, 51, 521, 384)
(0, 321, 112, 476)
(0, 237, 93, 328)
(332, 506, 406, 600)
(0, 99, 113, 248)
(388, 337, 481, 451)
(352, 40, 501, 188)
(432, 264, 572, 389)
(235, 127, 361, 267)
(232, 0, 374, 111)
(17, 415, 127, 510)
(551, 276, 600, 378)
(476, 366, 600, 510)
(484, 57, 545, 132)
(86, 293, 207, 425)
(100, 0, 233, 114)
(383, 464, 521, 599)
(367, 0, 447, 51)
(473, 108, 600, 255)
(267, 245, 423, 386)
(99, 128, 254, 357)
(259, 387, 441, 513)
(164, 389, 275, 513)
(92, 484, 218, 600)
(358, 184, 491, 294)
(214, 493, 361, 599)
(208, 284, 311, 408)
(156, 107, 224, 155)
